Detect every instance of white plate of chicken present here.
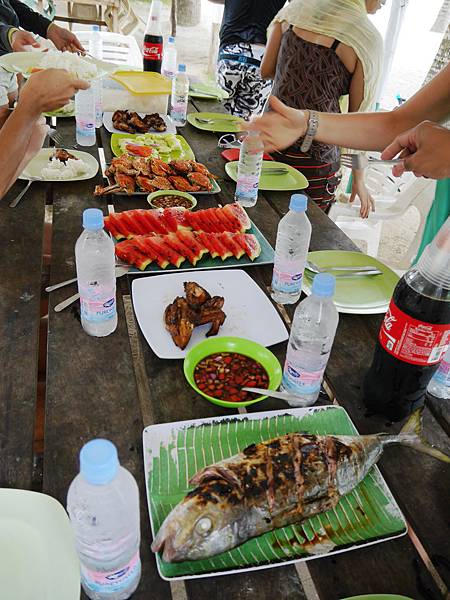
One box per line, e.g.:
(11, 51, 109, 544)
(103, 111, 176, 135)
(132, 270, 288, 359)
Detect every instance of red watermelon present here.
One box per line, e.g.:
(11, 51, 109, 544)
(222, 203, 251, 232)
(234, 234, 261, 260)
(115, 240, 151, 270)
(219, 232, 245, 259)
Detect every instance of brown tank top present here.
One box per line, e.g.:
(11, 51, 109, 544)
(271, 27, 352, 163)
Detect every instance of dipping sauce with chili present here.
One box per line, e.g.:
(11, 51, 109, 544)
(151, 195, 194, 209)
(194, 352, 269, 402)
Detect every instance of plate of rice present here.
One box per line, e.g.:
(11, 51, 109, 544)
(0, 49, 117, 80)
(20, 148, 99, 182)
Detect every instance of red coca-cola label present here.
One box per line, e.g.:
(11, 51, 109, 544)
(143, 42, 163, 60)
(379, 300, 450, 365)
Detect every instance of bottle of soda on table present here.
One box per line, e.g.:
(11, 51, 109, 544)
(170, 64, 189, 126)
(271, 193, 312, 305)
(427, 345, 450, 399)
(363, 216, 450, 421)
(282, 273, 339, 406)
(143, 0, 163, 73)
(234, 130, 264, 208)
(67, 439, 141, 600)
(75, 208, 117, 337)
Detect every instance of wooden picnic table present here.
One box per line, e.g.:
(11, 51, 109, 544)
(0, 97, 449, 600)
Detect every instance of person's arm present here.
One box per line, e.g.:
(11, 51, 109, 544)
(0, 69, 89, 198)
(260, 21, 283, 80)
(245, 63, 450, 153)
(10, 0, 51, 38)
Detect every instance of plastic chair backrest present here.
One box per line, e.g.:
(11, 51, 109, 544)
(73, 31, 141, 67)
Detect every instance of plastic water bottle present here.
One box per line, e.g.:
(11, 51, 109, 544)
(427, 346, 450, 399)
(89, 25, 103, 128)
(234, 130, 264, 207)
(271, 194, 312, 304)
(162, 36, 177, 79)
(67, 439, 141, 600)
(171, 64, 189, 126)
(75, 86, 96, 146)
(281, 273, 339, 406)
(75, 209, 117, 337)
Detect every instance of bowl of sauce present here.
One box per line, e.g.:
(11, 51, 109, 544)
(147, 189, 197, 210)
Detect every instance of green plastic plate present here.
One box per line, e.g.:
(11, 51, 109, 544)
(189, 82, 229, 100)
(225, 161, 309, 192)
(110, 133, 195, 161)
(143, 405, 407, 580)
(127, 220, 274, 274)
(187, 112, 244, 133)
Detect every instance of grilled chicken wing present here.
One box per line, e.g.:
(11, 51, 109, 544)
(184, 282, 211, 309)
(164, 297, 195, 350)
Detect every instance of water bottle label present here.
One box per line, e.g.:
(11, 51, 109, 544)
(433, 358, 450, 385)
(76, 120, 95, 138)
(171, 99, 187, 122)
(235, 174, 259, 200)
(379, 300, 450, 365)
(80, 283, 116, 323)
(272, 259, 304, 294)
(81, 551, 140, 594)
(282, 348, 328, 394)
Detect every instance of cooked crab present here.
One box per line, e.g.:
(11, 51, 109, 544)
(132, 157, 151, 176)
(191, 161, 214, 177)
(151, 176, 174, 190)
(169, 176, 201, 192)
(170, 160, 194, 174)
(136, 176, 157, 192)
(150, 158, 173, 177)
(187, 171, 213, 191)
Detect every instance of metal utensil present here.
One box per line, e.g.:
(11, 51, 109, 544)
(54, 292, 80, 312)
(340, 153, 403, 170)
(305, 260, 381, 274)
(242, 386, 312, 406)
(47, 128, 79, 150)
(195, 116, 241, 124)
(9, 178, 40, 208)
(190, 88, 221, 98)
(46, 265, 130, 293)
(261, 168, 289, 175)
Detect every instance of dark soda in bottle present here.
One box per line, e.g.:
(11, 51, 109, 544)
(363, 217, 450, 421)
(143, 0, 163, 73)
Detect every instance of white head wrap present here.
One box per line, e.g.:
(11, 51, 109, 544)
(272, 0, 383, 112)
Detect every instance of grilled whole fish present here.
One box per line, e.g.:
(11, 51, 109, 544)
(151, 411, 449, 562)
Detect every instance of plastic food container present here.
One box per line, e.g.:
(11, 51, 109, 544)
(103, 71, 171, 114)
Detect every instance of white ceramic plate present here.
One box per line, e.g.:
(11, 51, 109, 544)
(103, 111, 176, 135)
(0, 489, 80, 600)
(20, 148, 99, 182)
(333, 303, 389, 315)
(132, 269, 288, 359)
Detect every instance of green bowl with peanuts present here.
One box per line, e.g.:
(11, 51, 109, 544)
(183, 336, 282, 408)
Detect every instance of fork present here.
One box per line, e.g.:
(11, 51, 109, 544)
(9, 177, 41, 208)
(305, 260, 379, 274)
(195, 116, 241, 124)
(340, 153, 403, 169)
(47, 128, 79, 150)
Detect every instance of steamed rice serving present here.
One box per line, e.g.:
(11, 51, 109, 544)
(39, 50, 98, 80)
(41, 157, 89, 179)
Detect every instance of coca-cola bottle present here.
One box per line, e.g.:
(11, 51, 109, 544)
(143, 0, 163, 73)
(363, 216, 450, 421)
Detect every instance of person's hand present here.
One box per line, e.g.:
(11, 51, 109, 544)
(19, 68, 89, 114)
(242, 96, 308, 153)
(381, 120, 450, 180)
(11, 30, 40, 52)
(47, 23, 85, 53)
(349, 172, 375, 218)
(25, 115, 49, 161)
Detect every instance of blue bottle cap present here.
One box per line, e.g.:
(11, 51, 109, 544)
(83, 208, 103, 231)
(312, 273, 335, 297)
(289, 194, 307, 212)
(178, 64, 186, 73)
(80, 439, 119, 485)
(92, 24, 100, 31)
(168, 36, 175, 43)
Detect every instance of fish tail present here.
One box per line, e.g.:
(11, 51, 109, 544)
(386, 409, 450, 463)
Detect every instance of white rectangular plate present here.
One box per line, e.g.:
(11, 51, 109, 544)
(132, 269, 288, 359)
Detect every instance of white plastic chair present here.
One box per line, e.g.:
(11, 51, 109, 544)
(74, 30, 142, 67)
(329, 165, 436, 269)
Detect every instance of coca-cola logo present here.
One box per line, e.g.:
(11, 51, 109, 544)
(383, 308, 396, 331)
(145, 46, 160, 54)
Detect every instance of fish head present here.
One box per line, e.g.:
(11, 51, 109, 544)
(151, 468, 250, 562)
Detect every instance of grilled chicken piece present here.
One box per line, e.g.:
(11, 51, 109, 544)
(53, 149, 77, 163)
(129, 112, 148, 132)
(184, 282, 211, 309)
(164, 297, 195, 350)
(194, 296, 226, 337)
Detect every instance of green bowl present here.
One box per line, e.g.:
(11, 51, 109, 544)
(147, 189, 197, 210)
(183, 336, 282, 408)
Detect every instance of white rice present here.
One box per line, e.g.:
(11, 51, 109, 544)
(39, 50, 98, 80)
(41, 157, 89, 180)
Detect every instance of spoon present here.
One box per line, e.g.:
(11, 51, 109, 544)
(242, 386, 313, 407)
(305, 260, 380, 274)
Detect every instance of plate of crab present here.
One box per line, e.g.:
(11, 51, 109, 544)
(95, 156, 221, 196)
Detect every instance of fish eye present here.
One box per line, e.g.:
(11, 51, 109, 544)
(195, 517, 212, 537)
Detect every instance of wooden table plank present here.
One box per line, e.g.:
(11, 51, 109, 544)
(0, 179, 46, 489)
(42, 119, 170, 599)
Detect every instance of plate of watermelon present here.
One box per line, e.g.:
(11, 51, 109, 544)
(105, 203, 275, 273)
(132, 270, 288, 358)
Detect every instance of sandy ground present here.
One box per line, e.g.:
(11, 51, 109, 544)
(132, 0, 446, 268)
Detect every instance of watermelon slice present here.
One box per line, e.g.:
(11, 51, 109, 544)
(234, 234, 261, 260)
(202, 209, 227, 233)
(162, 207, 188, 232)
(104, 215, 124, 240)
(122, 211, 150, 236)
(115, 240, 151, 270)
(143, 235, 185, 267)
(212, 208, 237, 232)
(176, 230, 208, 261)
(106, 213, 132, 239)
(219, 232, 245, 259)
(165, 233, 200, 265)
(222, 203, 251, 232)
(197, 232, 232, 261)
(185, 210, 211, 233)
(132, 236, 169, 269)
